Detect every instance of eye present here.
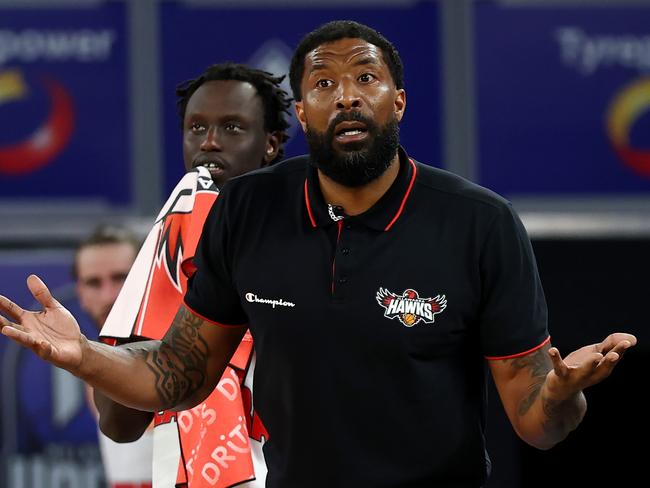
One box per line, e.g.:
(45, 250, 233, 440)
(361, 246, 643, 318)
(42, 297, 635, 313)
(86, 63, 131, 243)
(84, 278, 101, 289)
(112, 273, 129, 285)
(190, 122, 206, 133)
(358, 73, 376, 83)
(224, 123, 243, 133)
(316, 79, 333, 88)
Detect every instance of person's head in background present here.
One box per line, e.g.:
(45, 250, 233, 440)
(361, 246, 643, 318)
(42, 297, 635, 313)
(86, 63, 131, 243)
(176, 62, 292, 187)
(73, 225, 140, 329)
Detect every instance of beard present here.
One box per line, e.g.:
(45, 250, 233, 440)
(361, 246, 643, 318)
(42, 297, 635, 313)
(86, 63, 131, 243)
(305, 111, 400, 187)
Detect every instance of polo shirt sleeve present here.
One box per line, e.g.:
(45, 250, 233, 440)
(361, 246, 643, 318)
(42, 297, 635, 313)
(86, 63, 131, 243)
(184, 187, 247, 327)
(479, 202, 549, 359)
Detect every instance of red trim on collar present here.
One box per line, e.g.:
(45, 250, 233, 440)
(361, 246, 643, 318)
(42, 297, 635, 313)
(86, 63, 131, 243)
(384, 158, 417, 231)
(304, 179, 317, 228)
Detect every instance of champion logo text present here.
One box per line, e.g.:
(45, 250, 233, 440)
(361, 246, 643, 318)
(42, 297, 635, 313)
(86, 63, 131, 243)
(245, 292, 295, 309)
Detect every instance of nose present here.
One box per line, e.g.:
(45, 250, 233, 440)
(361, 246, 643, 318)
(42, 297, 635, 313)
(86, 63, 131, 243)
(200, 126, 222, 151)
(335, 79, 362, 110)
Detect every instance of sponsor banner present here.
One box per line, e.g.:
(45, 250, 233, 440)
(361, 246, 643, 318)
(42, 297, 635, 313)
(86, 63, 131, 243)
(0, 3, 131, 205)
(0, 251, 105, 488)
(160, 1, 441, 194)
(475, 2, 650, 196)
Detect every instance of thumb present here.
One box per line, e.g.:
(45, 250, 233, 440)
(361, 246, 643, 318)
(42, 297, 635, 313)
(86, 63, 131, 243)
(27, 275, 61, 310)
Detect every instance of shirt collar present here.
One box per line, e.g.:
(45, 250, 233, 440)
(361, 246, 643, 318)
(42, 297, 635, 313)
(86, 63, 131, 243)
(304, 146, 417, 231)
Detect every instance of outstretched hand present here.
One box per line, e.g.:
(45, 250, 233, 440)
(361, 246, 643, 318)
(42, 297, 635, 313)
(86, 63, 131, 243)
(0, 275, 86, 372)
(545, 332, 637, 400)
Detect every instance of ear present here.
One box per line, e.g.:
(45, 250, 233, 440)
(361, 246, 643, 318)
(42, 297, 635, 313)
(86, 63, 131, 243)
(394, 89, 406, 123)
(294, 100, 308, 133)
(262, 131, 283, 165)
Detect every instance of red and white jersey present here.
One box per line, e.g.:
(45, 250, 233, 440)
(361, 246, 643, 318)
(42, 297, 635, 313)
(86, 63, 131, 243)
(101, 167, 266, 488)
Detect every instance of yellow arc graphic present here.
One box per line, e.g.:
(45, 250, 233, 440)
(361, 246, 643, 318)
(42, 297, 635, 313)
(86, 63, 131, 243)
(607, 77, 650, 147)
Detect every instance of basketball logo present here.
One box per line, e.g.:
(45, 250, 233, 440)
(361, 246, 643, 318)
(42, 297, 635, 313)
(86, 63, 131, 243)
(376, 287, 447, 327)
(402, 313, 417, 326)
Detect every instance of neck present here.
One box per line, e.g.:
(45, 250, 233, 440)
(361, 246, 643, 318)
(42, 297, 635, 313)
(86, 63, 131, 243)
(318, 153, 400, 216)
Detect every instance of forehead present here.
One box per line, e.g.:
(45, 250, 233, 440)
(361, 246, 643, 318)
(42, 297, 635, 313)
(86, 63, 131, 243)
(76, 242, 136, 276)
(186, 80, 264, 119)
(304, 37, 385, 71)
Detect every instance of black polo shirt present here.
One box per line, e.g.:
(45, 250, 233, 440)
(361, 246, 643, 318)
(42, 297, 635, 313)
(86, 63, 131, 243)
(185, 147, 548, 488)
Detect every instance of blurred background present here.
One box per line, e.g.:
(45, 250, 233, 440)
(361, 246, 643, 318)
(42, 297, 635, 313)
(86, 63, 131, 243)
(0, 0, 648, 487)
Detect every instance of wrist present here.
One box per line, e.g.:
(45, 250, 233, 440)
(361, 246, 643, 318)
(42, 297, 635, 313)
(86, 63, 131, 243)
(542, 374, 582, 404)
(73, 334, 96, 380)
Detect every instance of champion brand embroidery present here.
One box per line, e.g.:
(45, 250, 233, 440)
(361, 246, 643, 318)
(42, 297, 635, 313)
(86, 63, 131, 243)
(245, 293, 296, 309)
(376, 287, 447, 327)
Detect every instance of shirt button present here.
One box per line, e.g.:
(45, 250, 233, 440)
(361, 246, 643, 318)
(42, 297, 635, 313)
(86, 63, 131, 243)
(338, 277, 348, 284)
(341, 248, 350, 255)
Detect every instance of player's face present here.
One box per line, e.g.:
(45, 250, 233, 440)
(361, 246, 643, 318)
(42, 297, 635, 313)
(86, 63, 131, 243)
(295, 38, 405, 186)
(183, 80, 278, 187)
(76, 242, 136, 327)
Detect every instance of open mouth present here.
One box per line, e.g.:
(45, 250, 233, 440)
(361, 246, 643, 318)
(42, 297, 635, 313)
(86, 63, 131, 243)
(193, 160, 227, 174)
(334, 121, 369, 143)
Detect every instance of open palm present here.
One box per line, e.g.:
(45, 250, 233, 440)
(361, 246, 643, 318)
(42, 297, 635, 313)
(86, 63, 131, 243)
(545, 332, 636, 395)
(0, 274, 85, 371)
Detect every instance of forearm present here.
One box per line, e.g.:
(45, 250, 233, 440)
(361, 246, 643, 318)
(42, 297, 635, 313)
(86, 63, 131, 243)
(77, 338, 172, 411)
(93, 387, 154, 442)
(516, 381, 587, 450)
(491, 344, 588, 450)
(77, 306, 240, 412)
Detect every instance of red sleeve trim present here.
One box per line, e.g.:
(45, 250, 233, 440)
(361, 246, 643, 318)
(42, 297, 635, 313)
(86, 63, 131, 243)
(182, 300, 246, 329)
(484, 336, 551, 360)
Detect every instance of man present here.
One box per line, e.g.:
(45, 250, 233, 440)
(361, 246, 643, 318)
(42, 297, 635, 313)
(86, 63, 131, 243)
(0, 21, 637, 488)
(75, 225, 139, 329)
(74, 225, 153, 488)
(94, 63, 291, 488)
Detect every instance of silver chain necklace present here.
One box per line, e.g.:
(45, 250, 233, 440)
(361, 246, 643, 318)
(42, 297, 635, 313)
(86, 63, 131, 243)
(327, 204, 345, 222)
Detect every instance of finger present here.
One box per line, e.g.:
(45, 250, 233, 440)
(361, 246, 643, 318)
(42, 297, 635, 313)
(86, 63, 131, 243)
(0, 314, 26, 333)
(1, 324, 52, 358)
(27, 275, 61, 310)
(0, 295, 26, 322)
(602, 351, 620, 364)
(609, 340, 633, 360)
(548, 347, 569, 378)
(590, 351, 620, 382)
(600, 333, 638, 352)
(588, 352, 605, 370)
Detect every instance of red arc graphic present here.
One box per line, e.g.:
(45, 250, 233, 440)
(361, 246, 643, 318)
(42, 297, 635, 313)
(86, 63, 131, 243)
(0, 77, 75, 175)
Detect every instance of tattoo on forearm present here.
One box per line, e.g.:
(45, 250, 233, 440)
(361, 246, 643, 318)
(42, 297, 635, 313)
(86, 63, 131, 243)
(506, 344, 584, 439)
(508, 346, 552, 417)
(540, 393, 584, 437)
(142, 307, 209, 407)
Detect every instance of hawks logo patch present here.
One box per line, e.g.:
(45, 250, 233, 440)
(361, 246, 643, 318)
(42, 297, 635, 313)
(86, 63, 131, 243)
(376, 287, 447, 327)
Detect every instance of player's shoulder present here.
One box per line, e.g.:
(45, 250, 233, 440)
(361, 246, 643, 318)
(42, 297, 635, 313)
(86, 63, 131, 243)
(219, 155, 309, 203)
(231, 155, 308, 185)
(413, 159, 510, 213)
